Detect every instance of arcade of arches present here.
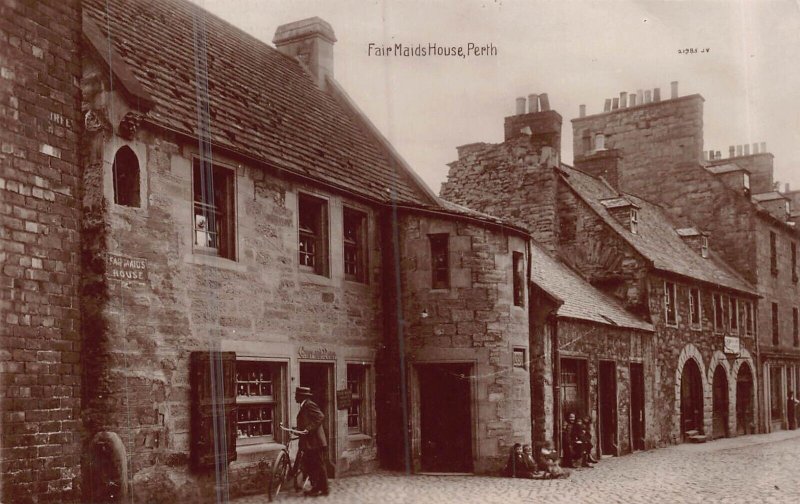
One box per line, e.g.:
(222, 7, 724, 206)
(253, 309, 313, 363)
(674, 345, 756, 442)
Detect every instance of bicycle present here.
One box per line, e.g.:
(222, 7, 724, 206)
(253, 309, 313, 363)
(267, 423, 309, 502)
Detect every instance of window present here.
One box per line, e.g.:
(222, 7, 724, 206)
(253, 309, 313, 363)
(429, 234, 449, 289)
(770, 231, 777, 275)
(689, 288, 701, 327)
(343, 208, 367, 282)
(630, 208, 639, 235)
(594, 133, 606, 151)
(701, 236, 709, 258)
(770, 366, 783, 421)
(792, 242, 798, 283)
(298, 194, 329, 276)
(193, 159, 236, 259)
(664, 282, 677, 326)
(512, 251, 525, 307)
(772, 303, 779, 345)
(729, 297, 739, 332)
(235, 361, 284, 444)
(113, 146, 140, 207)
(794, 308, 799, 347)
(713, 293, 724, 332)
(346, 364, 368, 435)
(744, 301, 754, 336)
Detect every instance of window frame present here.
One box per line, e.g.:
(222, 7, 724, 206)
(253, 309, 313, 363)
(688, 287, 701, 328)
(346, 363, 370, 437)
(298, 192, 330, 277)
(234, 359, 287, 446)
(770, 231, 778, 276)
(713, 293, 725, 333)
(192, 157, 237, 260)
(744, 301, 755, 337)
(112, 145, 141, 208)
(512, 251, 525, 307)
(630, 208, 639, 235)
(728, 296, 739, 333)
(664, 281, 677, 327)
(429, 233, 450, 290)
(342, 207, 368, 283)
(772, 302, 779, 346)
(794, 307, 799, 347)
(700, 236, 709, 258)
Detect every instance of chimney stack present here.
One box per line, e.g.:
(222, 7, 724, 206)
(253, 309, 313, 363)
(516, 97, 527, 115)
(274, 17, 337, 90)
(653, 88, 661, 102)
(579, 104, 586, 118)
(539, 93, 550, 111)
(670, 81, 679, 99)
(503, 93, 562, 155)
(612, 97, 619, 110)
(644, 90, 652, 103)
(604, 99, 612, 112)
(620, 92, 628, 109)
(729, 145, 735, 158)
(736, 145, 743, 157)
(528, 94, 540, 114)
(744, 144, 750, 156)
(629, 93, 637, 107)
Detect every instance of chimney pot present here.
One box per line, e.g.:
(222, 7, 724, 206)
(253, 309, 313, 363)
(653, 88, 661, 102)
(644, 90, 652, 103)
(729, 146, 735, 158)
(274, 17, 337, 90)
(703, 150, 709, 161)
(736, 145, 743, 157)
(752, 143, 759, 154)
(612, 98, 619, 110)
(528, 94, 540, 114)
(637, 89, 644, 105)
(786, 183, 791, 193)
(716, 150, 721, 159)
(539, 93, 550, 111)
(629, 93, 637, 107)
(604, 99, 612, 112)
(619, 92, 628, 109)
(670, 81, 679, 99)
(744, 144, 750, 156)
(579, 104, 586, 118)
(761, 141, 767, 153)
(516, 97, 527, 115)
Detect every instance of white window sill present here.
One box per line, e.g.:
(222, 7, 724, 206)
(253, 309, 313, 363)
(234, 441, 284, 464)
(184, 252, 247, 272)
(299, 271, 333, 287)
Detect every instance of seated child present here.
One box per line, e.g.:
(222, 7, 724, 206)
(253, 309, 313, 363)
(539, 440, 570, 479)
(571, 418, 587, 467)
(582, 416, 597, 464)
(522, 445, 540, 476)
(504, 443, 536, 478)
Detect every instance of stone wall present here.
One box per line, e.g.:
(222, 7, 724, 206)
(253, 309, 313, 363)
(394, 212, 531, 473)
(0, 1, 83, 502)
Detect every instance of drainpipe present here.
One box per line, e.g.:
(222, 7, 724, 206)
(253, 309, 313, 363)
(754, 304, 762, 434)
(552, 316, 561, 454)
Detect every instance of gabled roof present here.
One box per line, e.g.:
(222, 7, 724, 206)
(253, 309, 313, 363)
(531, 243, 653, 332)
(83, 0, 432, 205)
(559, 165, 758, 296)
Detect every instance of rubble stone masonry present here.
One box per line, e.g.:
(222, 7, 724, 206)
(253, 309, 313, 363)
(0, 1, 84, 502)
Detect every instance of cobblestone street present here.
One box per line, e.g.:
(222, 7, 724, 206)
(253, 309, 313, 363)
(234, 430, 800, 504)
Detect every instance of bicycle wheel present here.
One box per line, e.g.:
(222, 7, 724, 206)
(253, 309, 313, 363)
(268, 451, 290, 502)
(291, 450, 307, 493)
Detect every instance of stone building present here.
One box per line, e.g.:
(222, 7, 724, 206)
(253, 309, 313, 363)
(1, 0, 533, 502)
(530, 243, 654, 457)
(441, 96, 761, 447)
(571, 83, 800, 433)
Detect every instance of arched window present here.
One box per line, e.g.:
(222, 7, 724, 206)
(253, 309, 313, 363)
(112, 146, 140, 207)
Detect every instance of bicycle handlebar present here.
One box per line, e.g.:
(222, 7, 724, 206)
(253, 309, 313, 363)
(279, 423, 308, 436)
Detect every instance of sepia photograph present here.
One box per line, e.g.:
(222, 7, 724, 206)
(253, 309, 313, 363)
(2, 0, 800, 502)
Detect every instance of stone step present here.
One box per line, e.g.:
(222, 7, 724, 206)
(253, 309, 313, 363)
(688, 434, 708, 443)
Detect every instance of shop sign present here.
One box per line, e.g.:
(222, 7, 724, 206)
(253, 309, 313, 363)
(297, 346, 336, 360)
(724, 336, 740, 355)
(336, 389, 352, 410)
(105, 253, 147, 283)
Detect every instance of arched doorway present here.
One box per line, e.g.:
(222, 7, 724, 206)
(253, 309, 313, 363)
(712, 365, 729, 439)
(736, 364, 754, 435)
(680, 359, 704, 440)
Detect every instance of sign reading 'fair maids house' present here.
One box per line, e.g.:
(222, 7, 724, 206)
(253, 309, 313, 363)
(105, 254, 148, 283)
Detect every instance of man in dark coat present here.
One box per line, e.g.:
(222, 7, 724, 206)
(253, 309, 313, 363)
(788, 391, 800, 430)
(295, 386, 329, 496)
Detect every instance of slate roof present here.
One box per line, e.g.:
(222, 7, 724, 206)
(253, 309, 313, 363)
(752, 192, 788, 203)
(531, 243, 653, 331)
(83, 0, 432, 205)
(559, 165, 758, 296)
(706, 163, 748, 175)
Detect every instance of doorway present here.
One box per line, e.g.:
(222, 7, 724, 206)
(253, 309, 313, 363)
(680, 359, 704, 440)
(712, 365, 729, 439)
(630, 362, 645, 451)
(418, 363, 473, 473)
(598, 360, 618, 455)
(299, 362, 335, 475)
(736, 364, 754, 435)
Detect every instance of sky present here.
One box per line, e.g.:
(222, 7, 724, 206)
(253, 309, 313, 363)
(192, 0, 800, 195)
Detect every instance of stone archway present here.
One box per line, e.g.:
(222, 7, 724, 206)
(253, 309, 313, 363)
(674, 344, 710, 442)
(707, 350, 733, 438)
(731, 348, 758, 436)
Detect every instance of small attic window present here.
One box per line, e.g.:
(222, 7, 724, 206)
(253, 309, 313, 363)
(112, 146, 140, 207)
(701, 236, 709, 258)
(630, 208, 639, 234)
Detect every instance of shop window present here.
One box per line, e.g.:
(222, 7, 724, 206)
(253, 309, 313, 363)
(689, 288, 701, 327)
(794, 308, 799, 347)
(343, 208, 367, 283)
(770, 366, 783, 421)
(744, 301, 755, 337)
(235, 361, 285, 444)
(429, 234, 449, 289)
(770, 232, 777, 276)
(512, 251, 524, 307)
(713, 293, 724, 332)
(729, 297, 739, 332)
(298, 193, 328, 276)
(347, 364, 368, 435)
(112, 146, 140, 207)
(193, 159, 236, 259)
(664, 281, 677, 326)
(772, 303, 779, 346)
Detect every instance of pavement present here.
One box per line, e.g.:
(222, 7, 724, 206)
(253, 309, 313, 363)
(232, 429, 800, 503)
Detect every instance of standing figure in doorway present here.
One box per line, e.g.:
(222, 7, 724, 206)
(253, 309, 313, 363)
(562, 412, 577, 468)
(788, 391, 800, 430)
(295, 386, 329, 497)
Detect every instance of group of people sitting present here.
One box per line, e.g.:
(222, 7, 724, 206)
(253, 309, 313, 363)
(504, 412, 600, 480)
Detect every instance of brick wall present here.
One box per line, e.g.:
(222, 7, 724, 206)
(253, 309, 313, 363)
(393, 213, 530, 473)
(0, 1, 83, 502)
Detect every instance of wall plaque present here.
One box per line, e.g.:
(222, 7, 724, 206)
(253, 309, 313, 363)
(105, 254, 148, 283)
(513, 347, 527, 368)
(297, 346, 336, 360)
(336, 389, 352, 410)
(723, 336, 740, 355)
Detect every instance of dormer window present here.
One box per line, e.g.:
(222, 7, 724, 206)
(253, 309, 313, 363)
(594, 133, 606, 151)
(630, 208, 639, 234)
(743, 173, 750, 190)
(701, 236, 709, 258)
